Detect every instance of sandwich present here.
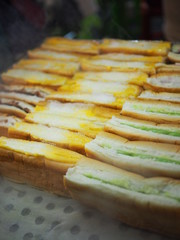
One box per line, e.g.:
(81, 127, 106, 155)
(121, 99, 180, 123)
(91, 53, 165, 63)
(28, 48, 86, 62)
(13, 59, 80, 77)
(73, 71, 147, 86)
(0, 136, 87, 196)
(144, 73, 180, 93)
(1, 69, 68, 88)
(0, 84, 55, 98)
(59, 80, 142, 97)
(105, 115, 180, 145)
(81, 59, 155, 74)
(0, 98, 34, 118)
(46, 92, 127, 109)
(155, 63, 180, 74)
(64, 158, 180, 238)
(85, 131, 180, 179)
(34, 101, 120, 122)
(168, 44, 180, 63)
(0, 114, 21, 137)
(8, 121, 92, 155)
(25, 112, 104, 138)
(99, 39, 171, 56)
(138, 90, 180, 103)
(41, 37, 99, 55)
(168, 52, 180, 63)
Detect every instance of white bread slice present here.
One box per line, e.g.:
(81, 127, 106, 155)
(0, 84, 55, 97)
(64, 158, 180, 238)
(25, 112, 104, 138)
(105, 115, 180, 145)
(168, 52, 180, 63)
(0, 91, 43, 105)
(145, 73, 180, 93)
(0, 98, 34, 118)
(73, 71, 147, 86)
(81, 59, 155, 74)
(0, 137, 87, 196)
(46, 92, 127, 109)
(8, 121, 92, 155)
(59, 80, 142, 96)
(92, 53, 165, 63)
(85, 132, 180, 179)
(28, 48, 86, 62)
(155, 63, 180, 74)
(100, 39, 171, 56)
(139, 90, 180, 103)
(13, 59, 80, 77)
(0, 114, 21, 137)
(35, 101, 120, 122)
(41, 37, 99, 55)
(122, 99, 180, 123)
(2, 69, 68, 87)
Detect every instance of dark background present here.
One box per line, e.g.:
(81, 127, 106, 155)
(0, 0, 179, 73)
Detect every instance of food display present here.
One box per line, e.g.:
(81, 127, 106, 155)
(0, 37, 180, 238)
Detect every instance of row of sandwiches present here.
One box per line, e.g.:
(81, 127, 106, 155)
(0, 37, 180, 238)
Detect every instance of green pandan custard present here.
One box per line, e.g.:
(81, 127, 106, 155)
(83, 173, 180, 203)
(118, 121, 180, 137)
(100, 143, 180, 165)
(132, 104, 180, 116)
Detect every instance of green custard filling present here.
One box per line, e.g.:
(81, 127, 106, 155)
(83, 173, 180, 202)
(118, 121, 180, 137)
(132, 104, 180, 116)
(100, 143, 180, 165)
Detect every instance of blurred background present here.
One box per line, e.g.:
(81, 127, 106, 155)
(0, 0, 179, 72)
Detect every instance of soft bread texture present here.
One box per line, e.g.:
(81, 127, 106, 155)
(145, 73, 180, 93)
(105, 115, 180, 144)
(92, 53, 165, 63)
(35, 101, 120, 122)
(0, 114, 21, 137)
(41, 37, 99, 55)
(0, 98, 34, 118)
(122, 99, 180, 123)
(99, 39, 171, 56)
(13, 59, 80, 77)
(59, 80, 142, 97)
(64, 158, 180, 238)
(2, 69, 68, 87)
(0, 84, 55, 97)
(0, 137, 86, 196)
(73, 71, 147, 86)
(0, 91, 43, 105)
(168, 52, 180, 63)
(8, 122, 92, 154)
(138, 90, 180, 103)
(81, 59, 155, 74)
(155, 63, 180, 74)
(85, 132, 180, 179)
(47, 92, 127, 109)
(28, 48, 86, 62)
(25, 112, 104, 138)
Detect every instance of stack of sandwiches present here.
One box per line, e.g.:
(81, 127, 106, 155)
(0, 37, 180, 238)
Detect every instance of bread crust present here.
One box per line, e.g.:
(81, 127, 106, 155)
(64, 159, 180, 238)
(85, 132, 180, 179)
(105, 115, 180, 145)
(122, 99, 180, 124)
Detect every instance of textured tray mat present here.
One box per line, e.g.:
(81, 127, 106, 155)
(0, 176, 170, 240)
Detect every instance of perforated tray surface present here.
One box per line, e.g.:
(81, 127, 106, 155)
(0, 176, 171, 240)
